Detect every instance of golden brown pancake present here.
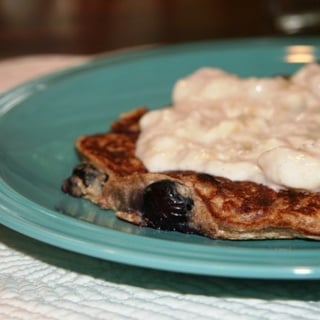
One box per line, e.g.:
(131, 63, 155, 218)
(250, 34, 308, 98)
(62, 107, 320, 240)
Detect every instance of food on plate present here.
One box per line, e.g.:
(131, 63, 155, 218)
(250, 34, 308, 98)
(62, 64, 320, 240)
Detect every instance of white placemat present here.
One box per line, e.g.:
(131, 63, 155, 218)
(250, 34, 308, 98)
(0, 55, 320, 320)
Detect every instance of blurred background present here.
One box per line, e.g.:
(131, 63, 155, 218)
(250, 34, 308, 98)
(0, 0, 320, 59)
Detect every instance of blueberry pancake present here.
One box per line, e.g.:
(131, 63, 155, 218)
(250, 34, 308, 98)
(62, 107, 320, 240)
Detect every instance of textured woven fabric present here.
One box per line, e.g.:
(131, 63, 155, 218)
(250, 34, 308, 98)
(1, 225, 320, 320)
(0, 55, 320, 320)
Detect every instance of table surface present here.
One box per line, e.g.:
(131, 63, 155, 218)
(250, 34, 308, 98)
(1, 1, 320, 319)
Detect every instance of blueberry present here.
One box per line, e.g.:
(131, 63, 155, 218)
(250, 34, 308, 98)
(141, 180, 194, 231)
(72, 163, 105, 187)
(62, 163, 108, 197)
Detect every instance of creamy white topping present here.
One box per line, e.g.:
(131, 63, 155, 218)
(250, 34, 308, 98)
(136, 64, 320, 191)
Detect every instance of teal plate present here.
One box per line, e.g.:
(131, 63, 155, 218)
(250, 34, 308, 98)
(1, 37, 320, 279)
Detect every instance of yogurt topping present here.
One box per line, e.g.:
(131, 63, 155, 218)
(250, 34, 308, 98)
(136, 64, 320, 191)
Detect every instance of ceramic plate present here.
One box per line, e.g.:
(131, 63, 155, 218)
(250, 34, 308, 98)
(1, 37, 320, 279)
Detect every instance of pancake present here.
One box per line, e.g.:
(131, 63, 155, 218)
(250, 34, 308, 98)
(62, 107, 320, 240)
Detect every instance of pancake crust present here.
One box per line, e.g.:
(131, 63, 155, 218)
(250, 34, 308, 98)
(62, 107, 320, 240)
